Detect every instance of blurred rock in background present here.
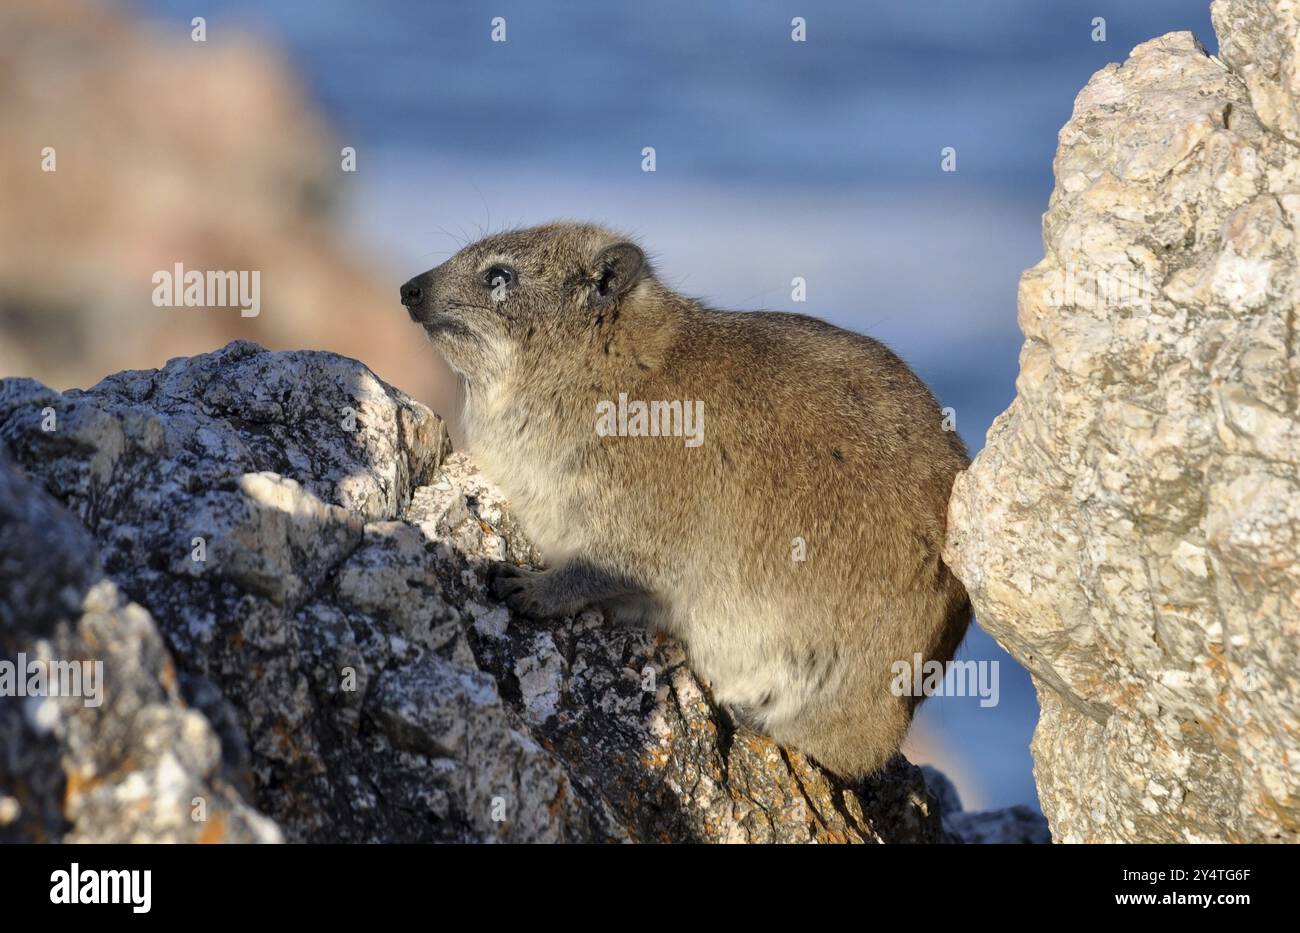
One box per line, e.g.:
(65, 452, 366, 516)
(0, 0, 458, 422)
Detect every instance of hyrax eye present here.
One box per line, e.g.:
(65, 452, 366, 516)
(483, 265, 516, 290)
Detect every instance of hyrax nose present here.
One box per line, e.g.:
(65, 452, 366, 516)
(400, 278, 424, 318)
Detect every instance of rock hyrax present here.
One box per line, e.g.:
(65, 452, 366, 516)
(400, 222, 971, 777)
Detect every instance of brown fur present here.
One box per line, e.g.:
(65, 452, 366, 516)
(400, 222, 971, 777)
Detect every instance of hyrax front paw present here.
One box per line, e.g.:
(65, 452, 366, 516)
(490, 564, 557, 618)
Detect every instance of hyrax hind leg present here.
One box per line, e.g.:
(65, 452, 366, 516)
(774, 693, 913, 779)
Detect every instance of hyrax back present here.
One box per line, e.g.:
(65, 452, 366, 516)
(400, 222, 971, 777)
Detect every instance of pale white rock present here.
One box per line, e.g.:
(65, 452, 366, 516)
(945, 2, 1300, 842)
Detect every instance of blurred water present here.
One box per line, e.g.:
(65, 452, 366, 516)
(135, 0, 1217, 812)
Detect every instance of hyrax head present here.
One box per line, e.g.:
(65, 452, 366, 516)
(400, 223, 648, 383)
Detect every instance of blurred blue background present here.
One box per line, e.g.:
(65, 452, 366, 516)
(135, 0, 1218, 811)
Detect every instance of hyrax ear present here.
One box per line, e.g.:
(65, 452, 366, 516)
(591, 242, 645, 305)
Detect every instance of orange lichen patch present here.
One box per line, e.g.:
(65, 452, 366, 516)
(641, 745, 671, 769)
(159, 656, 177, 694)
(545, 780, 567, 817)
(1214, 680, 1233, 709)
(1098, 678, 1143, 709)
(62, 767, 105, 809)
(198, 811, 227, 843)
(270, 720, 316, 767)
(1178, 718, 1218, 740)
